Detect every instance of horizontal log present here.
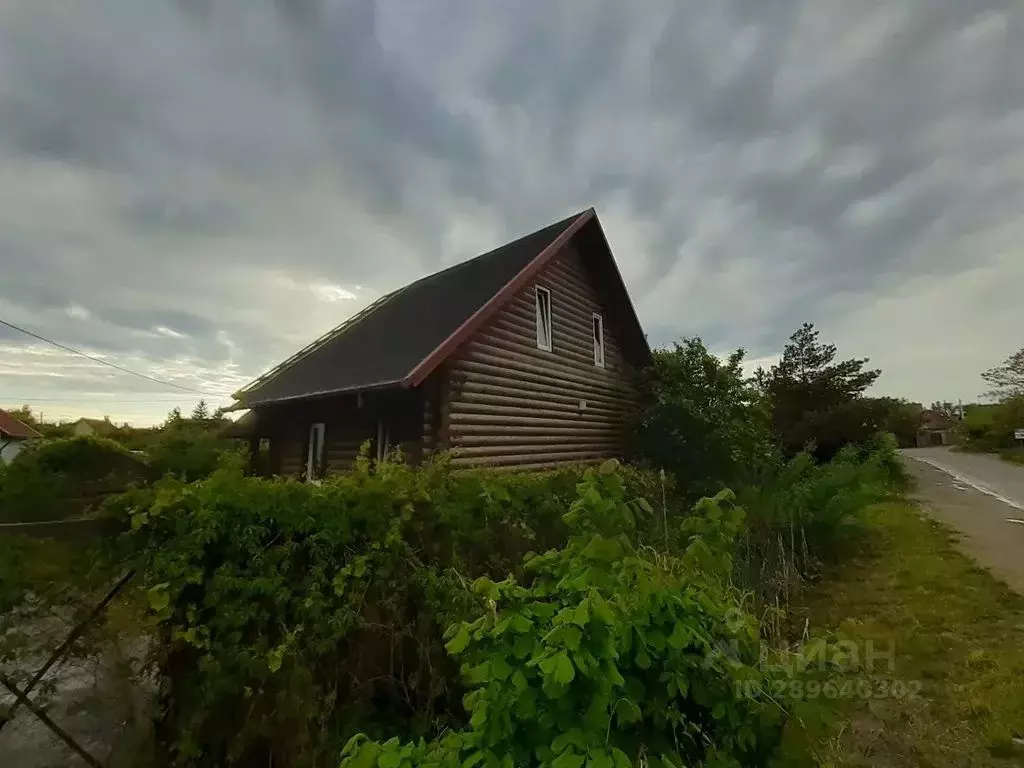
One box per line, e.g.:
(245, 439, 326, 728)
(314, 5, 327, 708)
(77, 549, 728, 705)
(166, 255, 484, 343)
(450, 448, 615, 468)
(450, 364, 636, 406)
(518, 269, 600, 313)
(482, 457, 606, 473)
(326, 444, 365, 453)
(491, 310, 623, 371)
(449, 394, 626, 417)
(450, 442, 615, 457)
(504, 263, 609, 311)
(447, 408, 620, 426)
(459, 344, 627, 392)
(479, 323, 594, 359)
(326, 437, 369, 447)
(543, 264, 590, 290)
(449, 422, 620, 437)
(499, 301, 612, 350)
(452, 432, 624, 447)
(475, 325, 602, 368)
(541, 271, 601, 309)
(448, 403, 623, 426)
(454, 376, 630, 409)
(449, 389, 630, 417)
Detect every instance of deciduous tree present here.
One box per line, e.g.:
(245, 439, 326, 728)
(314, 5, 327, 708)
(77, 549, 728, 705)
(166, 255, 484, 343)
(632, 338, 775, 499)
(982, 346, 1024, 401)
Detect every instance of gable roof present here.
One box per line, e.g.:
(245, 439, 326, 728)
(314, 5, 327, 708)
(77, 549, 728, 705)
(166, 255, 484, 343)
(0, 409, 42, 440)
(234, 208, 650, 408)
(73, 417, 115, 430)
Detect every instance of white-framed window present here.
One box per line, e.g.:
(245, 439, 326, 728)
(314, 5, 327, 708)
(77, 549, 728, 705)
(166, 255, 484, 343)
(592, 313, 605, 367)
(535, 286, 552, 351)
(306, 422, 325, 483)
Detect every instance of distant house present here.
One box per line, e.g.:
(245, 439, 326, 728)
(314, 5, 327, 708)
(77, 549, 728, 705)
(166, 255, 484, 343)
(230, 208, 651, 478)
(72, 417, 115, 437)
(916, 409, 956, 447)
(0, 408, 42, 464)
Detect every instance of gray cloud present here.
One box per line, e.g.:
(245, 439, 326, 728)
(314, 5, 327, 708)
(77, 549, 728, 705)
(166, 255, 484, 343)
(1, 0, 1022, 422)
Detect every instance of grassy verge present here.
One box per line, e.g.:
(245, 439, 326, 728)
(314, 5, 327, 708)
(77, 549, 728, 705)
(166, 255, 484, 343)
(999, 449, 1024, 467)
(797, 501, 1024, 767)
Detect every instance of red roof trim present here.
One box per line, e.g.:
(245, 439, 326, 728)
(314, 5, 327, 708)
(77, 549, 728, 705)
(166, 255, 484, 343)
(403, 209, 596, 388)
(0, 409, 43, 439)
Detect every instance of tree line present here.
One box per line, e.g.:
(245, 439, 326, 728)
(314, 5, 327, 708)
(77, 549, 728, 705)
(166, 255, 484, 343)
(631, 321, 919, 501)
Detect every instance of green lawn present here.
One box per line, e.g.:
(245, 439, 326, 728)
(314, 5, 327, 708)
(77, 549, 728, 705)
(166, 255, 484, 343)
(999, 449, 1024, 467)
(798, 502, 1024, 767)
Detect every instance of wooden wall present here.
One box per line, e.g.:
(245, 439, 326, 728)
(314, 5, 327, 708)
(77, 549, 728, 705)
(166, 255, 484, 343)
(257, 390, 422, 477)
(435, 243, 639, 470)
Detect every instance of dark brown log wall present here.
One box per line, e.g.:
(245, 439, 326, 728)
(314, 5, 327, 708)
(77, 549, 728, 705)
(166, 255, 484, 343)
(258, 390, 423, 477)
(259, 397, 374, 478)
(437, 243, 638, 470)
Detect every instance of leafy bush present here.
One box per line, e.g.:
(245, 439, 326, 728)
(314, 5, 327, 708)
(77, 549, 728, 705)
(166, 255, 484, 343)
(145, 422, 242, 482)
(127, 459, 676, 766)
(631, 339, 776, 501)
(341, 466, 818, 768)
(0, 436, 150, 523)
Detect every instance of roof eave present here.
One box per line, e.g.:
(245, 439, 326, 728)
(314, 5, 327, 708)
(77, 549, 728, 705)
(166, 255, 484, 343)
(233, 377, 406, 410)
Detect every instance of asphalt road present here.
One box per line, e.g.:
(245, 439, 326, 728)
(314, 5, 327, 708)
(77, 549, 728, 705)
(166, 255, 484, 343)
(901, 447, 1024, 593)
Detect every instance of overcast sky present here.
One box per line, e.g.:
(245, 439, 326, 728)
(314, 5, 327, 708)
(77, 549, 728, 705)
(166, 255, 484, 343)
(1, 0, 1022, 425)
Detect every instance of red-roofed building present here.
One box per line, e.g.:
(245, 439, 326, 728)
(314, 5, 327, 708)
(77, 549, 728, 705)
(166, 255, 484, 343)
(0, 408, 43, 464)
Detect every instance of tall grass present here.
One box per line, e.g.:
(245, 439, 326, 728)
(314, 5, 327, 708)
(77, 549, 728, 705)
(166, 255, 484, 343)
(733, 434, 906, 632)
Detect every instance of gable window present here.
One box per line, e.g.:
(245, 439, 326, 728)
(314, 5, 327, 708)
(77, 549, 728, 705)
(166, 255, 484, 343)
(593, 313, 605, 367)
(535, 286, 552, 351)
(306, 422, 325, 483)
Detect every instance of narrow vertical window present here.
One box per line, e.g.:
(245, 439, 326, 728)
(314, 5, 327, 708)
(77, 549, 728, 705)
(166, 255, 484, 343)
(306, 422, 325, 482)
(535, 286, 552, 351)
(593, 313, 605, 367)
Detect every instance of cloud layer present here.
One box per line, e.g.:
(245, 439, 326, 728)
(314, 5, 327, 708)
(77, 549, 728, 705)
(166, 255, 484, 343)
(1, 0, 1021, 423)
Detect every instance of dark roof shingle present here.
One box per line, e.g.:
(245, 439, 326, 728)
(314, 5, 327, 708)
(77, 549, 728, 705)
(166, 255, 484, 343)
(236, 212, 585, 407)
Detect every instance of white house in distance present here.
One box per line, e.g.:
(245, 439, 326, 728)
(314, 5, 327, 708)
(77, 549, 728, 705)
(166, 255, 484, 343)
(0, 408, 42, 464)
(72, 417, 115, 437)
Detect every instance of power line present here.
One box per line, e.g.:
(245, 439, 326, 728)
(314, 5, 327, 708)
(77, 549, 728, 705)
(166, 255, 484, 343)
(0, 318, 232, 398)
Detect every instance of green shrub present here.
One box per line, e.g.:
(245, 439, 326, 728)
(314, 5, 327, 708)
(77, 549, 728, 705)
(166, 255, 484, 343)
(734, 433, 904, 610)
(0, 436, 150, 523)
(341, 466, 820, 768)
(631, 339, 776, 501)
(127, 458, 675, 766)
(959, 397, 1024, 452)
(145, 424, 241, 482)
